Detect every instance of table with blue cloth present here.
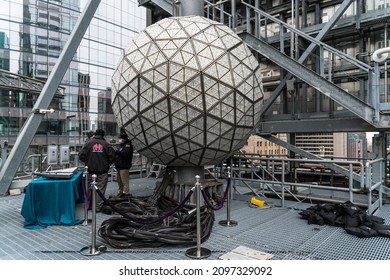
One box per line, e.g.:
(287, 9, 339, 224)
(21, 171, 84, 229)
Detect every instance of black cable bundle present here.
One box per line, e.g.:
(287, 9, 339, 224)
(101, 194, 158, 216)
(98, 195, 215, 249)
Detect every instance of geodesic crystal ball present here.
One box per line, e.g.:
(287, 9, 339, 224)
(111, 16, 263, 166)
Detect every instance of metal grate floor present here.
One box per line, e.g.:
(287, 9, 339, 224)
(1, 177, 390, 260)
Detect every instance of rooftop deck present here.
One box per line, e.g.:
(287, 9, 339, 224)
(1, 175, 390, 261)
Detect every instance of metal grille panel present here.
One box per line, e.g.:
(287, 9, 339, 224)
(1, 178, 390, 260)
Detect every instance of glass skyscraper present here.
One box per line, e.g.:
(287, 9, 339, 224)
(0, 0, 146, 153)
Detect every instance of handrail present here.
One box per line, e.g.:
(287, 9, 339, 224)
(229, 154, 369, 208)
(365, 158, 384, 214)
(240, 0, 373, 72)
(204, 0, 233, 26)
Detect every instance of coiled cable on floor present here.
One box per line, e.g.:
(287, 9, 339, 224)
(98, 195, 215, 249)
(96, 187, 194, 225)
(94, 169, 221, 249)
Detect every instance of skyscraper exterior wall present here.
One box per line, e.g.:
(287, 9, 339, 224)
(0, 0, 146, 151)
(0, 32, 10, 71)
(241, 134, 288, 156)
(295, 133, 347, 158)
(242, 132, 366, 160)
(347, 133, 368, 161)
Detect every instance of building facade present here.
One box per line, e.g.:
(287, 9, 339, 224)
(295, 132, 347, 158)
(241, 134, 288, 156)
(0, 0, 146, 153)
(242, 132, 371, 160)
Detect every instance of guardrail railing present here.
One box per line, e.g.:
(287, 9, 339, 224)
(228, 153, 384, 213)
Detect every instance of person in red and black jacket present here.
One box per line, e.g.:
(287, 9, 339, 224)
(78, 128, 116, 211)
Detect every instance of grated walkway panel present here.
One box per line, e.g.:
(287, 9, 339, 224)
(0, 177, 390, 260)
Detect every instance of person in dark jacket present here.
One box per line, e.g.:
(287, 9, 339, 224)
(78, 129, 116, 211)
(114, 132, 133, 196)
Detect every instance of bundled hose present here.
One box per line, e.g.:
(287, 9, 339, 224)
(98, 195, 215, 248)
(89, 168, 230, 248)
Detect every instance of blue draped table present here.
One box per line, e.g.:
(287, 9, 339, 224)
(21, 171, 84, 229)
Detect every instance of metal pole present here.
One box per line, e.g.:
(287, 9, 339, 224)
(219, 166, 237, 227)
(366, 162, 372, 214)
(295, 0, 299, 59)
(91, 175, 97, 253)
(179, 0, 204, 16)
(173, 0, 181, 16)
(31, 156, 35, 180)
(195, 176, 201, 256)
(385, 23, 388, 102)
(255, 0, 260, 37)
(80, 174, 106, 256)
(281, 160, 285, 208)
(349, 163, 353, 202)
(185, 175, 211, 259)
(231, 0, 237, 28)
(291, 0, 295, 58)
(82, 166, 91, 226)
(379, 160, 383, 208)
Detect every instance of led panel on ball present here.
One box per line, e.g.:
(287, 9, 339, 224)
(111, 16, 263, 166)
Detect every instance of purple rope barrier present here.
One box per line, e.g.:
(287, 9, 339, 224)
(201, 177, 231, 211)
(94, 186, 194, 225)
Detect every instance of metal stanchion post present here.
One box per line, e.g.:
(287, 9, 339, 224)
(82, 166, 91, 226)
(185, 175, 211, 259)
(80, 174, 106, 256)
(219, 166, 238, 227)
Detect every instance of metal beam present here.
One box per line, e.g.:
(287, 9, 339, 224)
(257, 117, 378, 134)
(254, 0, 355, 117)
(138, 0, 173, 15)
(240, 32, 390, 128)
(272, 8, 390, 43)
(0, 0, 101, 196)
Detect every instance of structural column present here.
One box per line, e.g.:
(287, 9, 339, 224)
(175, 0, 204, 16)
